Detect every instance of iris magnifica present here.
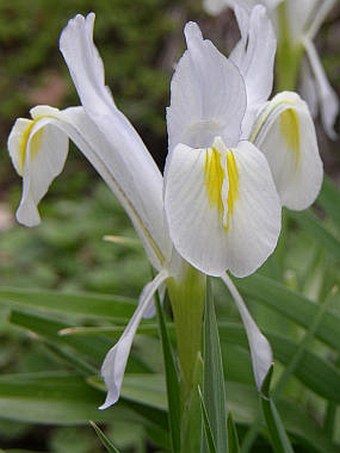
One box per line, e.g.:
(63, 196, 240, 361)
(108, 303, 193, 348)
(203, 0, 339, 139)
(8, 6, 323, 409)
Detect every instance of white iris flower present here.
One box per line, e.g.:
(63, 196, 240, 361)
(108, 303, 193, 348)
(7, 9, 322, 409)
(203, 0, 339, 138)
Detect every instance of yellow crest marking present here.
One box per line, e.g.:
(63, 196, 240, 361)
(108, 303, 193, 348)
(225, 150, 239, 231)
(19, 118, 44, 175)
(204, 147, 224, 214)
(204, 146, 239, 231)
(279, 108, 300, 163)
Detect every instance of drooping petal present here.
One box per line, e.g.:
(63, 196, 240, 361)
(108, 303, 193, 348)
(203, 0, 282, 16)
(59, 13, 171, 266)
(300, 0, 336, 41)
(303, 38, 339, 140)
(283, 0, 319, 42)
(221, 273, 273, 391)
(164, 137, 281, 277)
(167, 21, 246, 151)
(8, 107, 69, 227)
(203, 0, 228, 15)
(99, 270, 169, 409)
(250, 91, 324, 210)
(8, 105, 170, 269)
(299, 58, 318, 118)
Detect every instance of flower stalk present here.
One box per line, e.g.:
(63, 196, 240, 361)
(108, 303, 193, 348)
(167, 265, 206, 451)
(276, 1, 304, 91)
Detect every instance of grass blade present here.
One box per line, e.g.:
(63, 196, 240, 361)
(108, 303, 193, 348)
(0, 287, 135, 320)
(90, 421, 120, 453)
(289, 210, 340, 261)
(261, 368, 294, 453)
(318, 176, 340, 227)
(235, 274, 340, 350)
(198, 386, 217, 453)
(227, 413, 240, 453)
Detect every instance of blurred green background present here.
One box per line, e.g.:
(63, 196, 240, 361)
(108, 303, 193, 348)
(0, 0, 339, 451)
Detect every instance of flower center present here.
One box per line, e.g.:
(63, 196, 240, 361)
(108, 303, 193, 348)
(204, 146, 239, 231)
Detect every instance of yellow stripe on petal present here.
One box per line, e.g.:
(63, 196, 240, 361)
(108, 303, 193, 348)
(205, 147, 224, 214)
(279, 108, 300, 163)
(224, 150, 239, 231)
(19, 118, 44, 175)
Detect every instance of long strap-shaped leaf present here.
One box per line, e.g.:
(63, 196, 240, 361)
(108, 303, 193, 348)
(261, 368, 294, 453)
(202, 278, 228, 453)
(90, 421, 120, 453)
(235, 274, 340, 350)
(156, 298, 181, 453)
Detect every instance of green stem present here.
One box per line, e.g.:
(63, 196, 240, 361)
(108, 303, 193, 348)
(276, 2, 304, 92)
(167, 263, 206, 452)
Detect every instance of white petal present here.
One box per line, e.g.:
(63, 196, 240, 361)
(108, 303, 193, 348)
(299, 58, 318, 118)
(251, 91, 324, 210)
(99, 270, 169, 409)
(167, 21, 246, 151)
(59, 14, 171, 266)
(305, 0, 336, 40)
(204, 0, 282, 14)
(164, 138, 281, 277)
(231, 5, 276, 110)
(303, 38, 339, 140)
(284, 0, 319, 42)
(7, 108, 69, 227)
(203, 0, 228, 15)
(9, 105, 170, 269)
(221, 273, 273, 390)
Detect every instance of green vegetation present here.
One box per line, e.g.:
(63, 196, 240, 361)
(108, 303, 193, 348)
(0, 0, 339, 451)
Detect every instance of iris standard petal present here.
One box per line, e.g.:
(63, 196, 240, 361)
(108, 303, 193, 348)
(305, 0, 337, 40)
(9, 105, 170, 269)
(59, 13, 171, 266)
(231, 5, 276, 109)
(164, 137, 281, 277)
(251, 91, 323, 210)
(99, 269, 169, 409)
(303, 38, 339, 140)
(203, 0, 282, 16)
(222, 273, 273, 390)
(167, 21, 246, 151)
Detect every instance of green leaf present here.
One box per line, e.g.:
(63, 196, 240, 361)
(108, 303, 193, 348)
(9, 309, 110, 363)
(63, 320, 340, 404)
(235, 274, 340, 350)
(262, 398, 295, 453)
(0, 287, 135, 321)
(0, 372, 112, 424)
(289, 210, 340, 261)
(122, 373, 168, 412)
(198, 386, 217, 453)
(90, 374, 338, 452)
(318, 176, 340, 227)
(218, 322, 340, 404)
(202, 279, 228, 453)
(273, 293, 335, 398)
(90, 421, 120, 453)
(261, 368, 294, 453)
(156, 299, 181, 453)
(227, 413, 240, 453)
(270, 334, 340, 403)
